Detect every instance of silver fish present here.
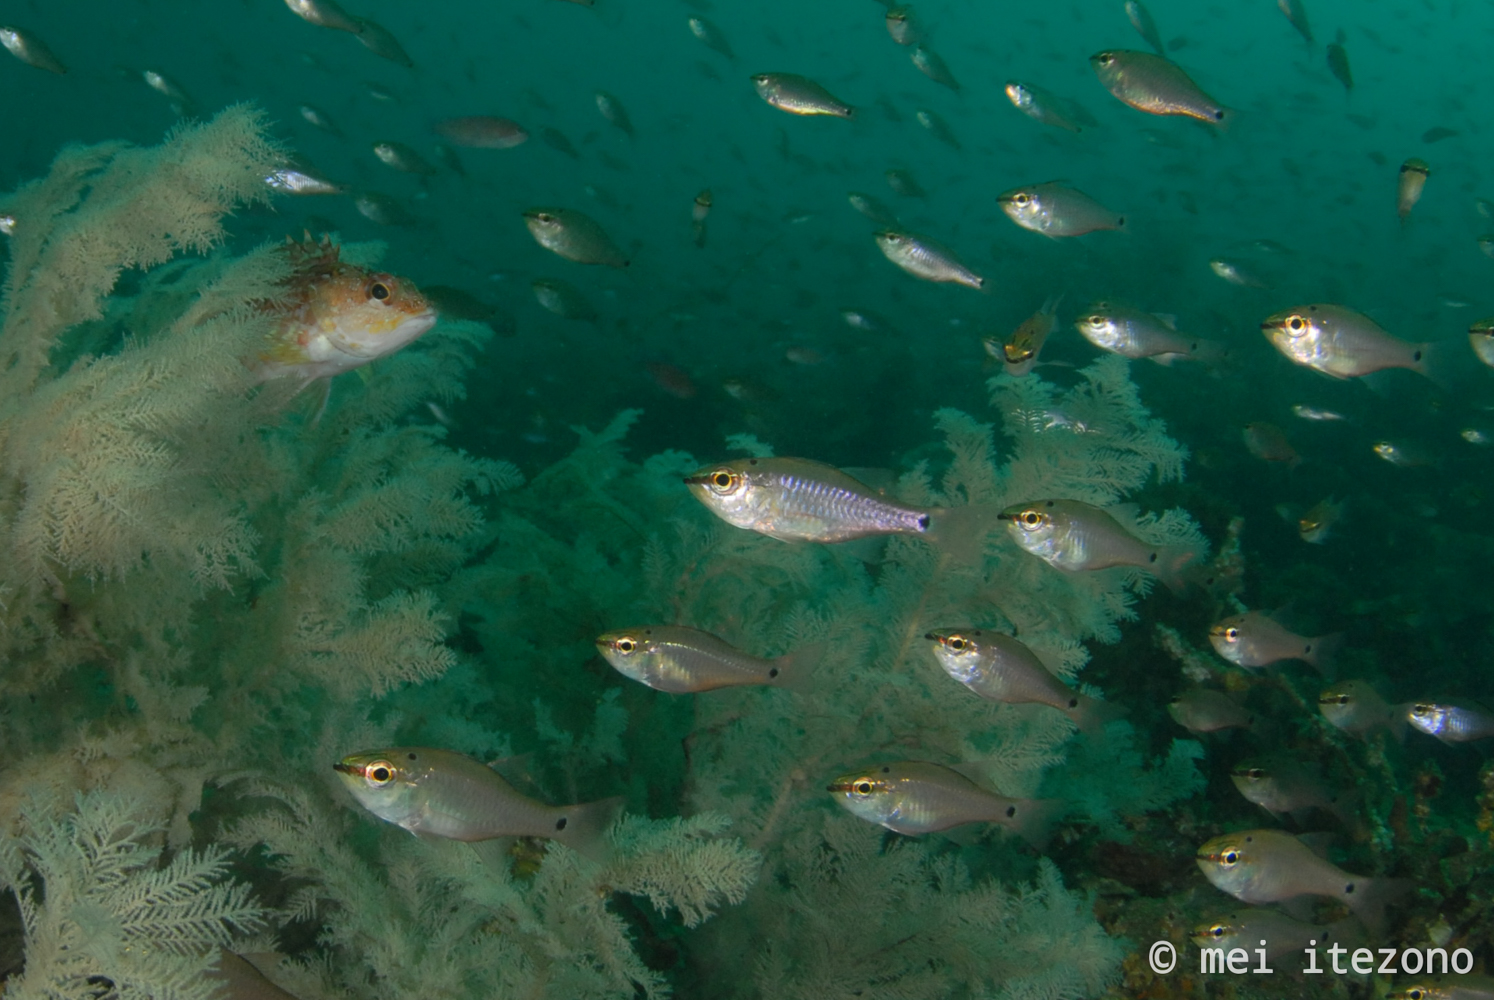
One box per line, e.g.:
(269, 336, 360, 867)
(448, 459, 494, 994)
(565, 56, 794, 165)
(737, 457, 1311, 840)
(828, 761, 1061, 848)
(911, 45, 960, 91)
(884, 168, 925, 198)
(1168, 689, 1253, 732)
(751, 73, 854, 118)
(335, 747, 621, 856)
(1004, 81, 1096, 133)
(1318, 680, 1408, 741)
(848, 191, 900, 226)
(1469, 318, 1494, 368)
(595, 625, 817, 693)
(283, 0, 361, 33)
(999, 182, 1124, 238)
(1408, 700, 1494, 743)
(1261, 304, 1434, 379)
(1209, 257, 1270, 288)
(531, 278, 598, 322)
(916, 109, 961, 150)
(265, 163, 345, 196)
(1398, 158, 1430, 224)
(1196, 829, 1410, 934)
(1290, 404, 1348, 422)
(595, 90, 636, 135)
(1091, 50, 1230, 126)
(1277, 0, 1313, 44)
(372, 141, 436, 175)
(523, 207, 630, 268)
(1074, 301, 1215, 362)
(1192, 910, 1361, 963)
(1229, 756, 1350, 825)
(925, 629, 1119, 734)
(687, 16, 734, 59)
(1124, 0, 1167, 56)
(0, 214, 14, 236)
(874, 230, 984, 290)
(885, 5, 921, 46)
(352, 17, 414, 67)
(0, 25, 66, 74)
(1001, 499, 1199, 589)
(1208, 612, 1339, 675)
(298, 103, 342, 135)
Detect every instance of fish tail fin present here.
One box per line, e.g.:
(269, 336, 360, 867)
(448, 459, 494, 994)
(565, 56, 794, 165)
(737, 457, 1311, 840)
(1343, 876, 1412, 937)
(1413, 340, 1474, 392)
(1156, 544, 1206, 594)
(1212, 107, 1237, 133)
(1306, 632, 1344, 680)
(925, 504, 1004, 567)
(999, 797, 1065, 851)
(769, 641, 825, 694)
(552, 796, 625, 863)
(1068, 693, 1127, 736)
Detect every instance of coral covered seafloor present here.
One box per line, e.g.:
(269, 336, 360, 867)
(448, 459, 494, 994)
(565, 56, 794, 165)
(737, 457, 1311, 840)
(0, 108, 1218, 1000)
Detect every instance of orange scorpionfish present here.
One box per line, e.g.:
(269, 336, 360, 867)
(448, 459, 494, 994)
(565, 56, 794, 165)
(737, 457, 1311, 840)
(255, 233, 437, 389)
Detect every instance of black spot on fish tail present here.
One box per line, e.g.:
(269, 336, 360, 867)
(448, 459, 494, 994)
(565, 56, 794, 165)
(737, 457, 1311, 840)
(1005, 805, 1017, 818)
(917, 513, 930, 530)
(1067, 698, 1079, 708)
(555, 817, 567, 831)
(768, 667, 779, 678)
(1149, 552, 1158, 563)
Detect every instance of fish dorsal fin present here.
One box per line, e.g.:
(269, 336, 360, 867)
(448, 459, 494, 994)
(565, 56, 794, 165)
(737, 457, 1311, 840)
(1154, 313, 1178, 330)
(841, 467, 897, 494)
(1104, 502, 1140, 527)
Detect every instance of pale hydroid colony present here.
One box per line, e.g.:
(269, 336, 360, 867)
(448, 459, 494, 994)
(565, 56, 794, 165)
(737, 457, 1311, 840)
(0, 108, 1207, 1000)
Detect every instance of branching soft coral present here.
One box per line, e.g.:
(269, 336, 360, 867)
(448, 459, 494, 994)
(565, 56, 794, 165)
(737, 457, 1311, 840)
(0, 791, 265, 1000)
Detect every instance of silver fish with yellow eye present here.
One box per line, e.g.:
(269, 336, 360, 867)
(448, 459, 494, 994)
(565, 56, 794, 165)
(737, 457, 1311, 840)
(1398, 158, 1430, 224)
(1090, 50, 1230, 127)
(827, 760, 1062, 848)
(924, 629, 1119, 734)
(684, 457, 931, 543)
(996, 295, 1062, 376)
(1318, 680, 1408, 741)
(1261, 303, 1433, 379)
(334, 747, 623, 855)
(1191, 910, 1362, 964)
(595, 624, 816, 693)
(1207, 611, 1339, 675)
(998, 182, 1123, 239)
(1003, 81, 1095, 134)
(1407, 700, 1494, 743)
(1386, 977, 1494, 1000)
(1469, 318, 1494, 368)
(1195, 829, 1410, 935)
(1000, 499, 1199, 590)
(750, 73, 854, 118)
(523, 207, 630, 268)
(1074, 301, 1214, 362)
(873, 230, 985, 290)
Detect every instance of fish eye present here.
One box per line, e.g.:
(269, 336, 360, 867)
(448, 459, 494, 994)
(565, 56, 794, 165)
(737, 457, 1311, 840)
(710, 470, 737, 492)
(1221, 849, 1239, 866)
(614, 636, 636, 654)
(1013, 193, 1030, 205)
(369, 281, 390, 301)
(1020, 510, 1043, 527)
(1224, 627, 1239, 641)
(946, 635, 967, 651)
(1286, 315, 1307, 333)
(536, 212, 555, 223)
(366, 761, 394, 785)
(1097, 53, 1113, 66)
(1247, 767, 1266, 779)
(854, 780, 873, 795)
(1208, 924, 1226, 939)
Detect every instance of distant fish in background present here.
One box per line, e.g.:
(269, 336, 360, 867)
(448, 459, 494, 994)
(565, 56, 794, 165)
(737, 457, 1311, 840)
(531, 278, 599, 322)
(1290, 404, 1347, 422)
(0, 213, 15, 236)
(142, 69, 197, 117)
(1241, 422, 1302, 468)
(994, 295, 1062, 376)
(751, 73, 854, 118)
(352, 17, 414, 67)
(885, 5, 921, 46)
(596, 625, 816, 692)
(1422, 126, 1459, 144)
(687, 16, 735, 59)
(645, 362, 698, 399)
(916, 109, 961, 150)
(283, 0, 362, 34)
(1091, 49, 1231, 127)
(691, 188, 712, 248)
(595, 90, 636, 136)
(523, 207, 630, 267)
(1168, 689, 1253, 733)
(1478, 235, 1494, 258)
(1124, 0, 1167, 57)
(884, 168, 926, 198)
(353, 190, 418, 227)
(433, 116, 529, 148)
(1229, 756, 1354, 826)
(0, 25, 66, 74)
(372, 141, 436, 175)
(298, 103, 343, 135)
(1209, 256, 1271, 288)
(1297, 495, 1344, 543)
(1208, 610, 1339, 675)
(264, 160, 346, 196)
(848, 191, 900, 226)
(1397, 157, 1430, 224)
(1004, 81, 1097, 134)
(1372, 440, 1436, 468)
(911, 44, 960, 91)
(539, 126, 581, 158)
(1469, 318, 1494, 367)
(1276, 0, 1313, 45)
(1326, 31, 1353, 92)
